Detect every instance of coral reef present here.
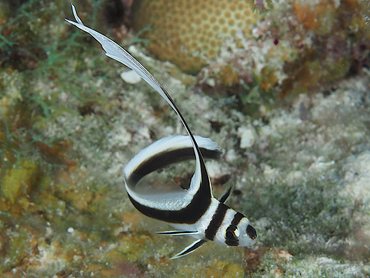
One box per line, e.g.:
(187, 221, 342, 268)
(195, 0, 370, 115)
(131, 0, 261, 74)
(0, 0, 370, 277)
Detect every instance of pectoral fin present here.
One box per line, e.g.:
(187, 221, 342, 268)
(157, 230, 198, 236)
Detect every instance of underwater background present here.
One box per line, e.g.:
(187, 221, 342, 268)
(0, 0, 370, 277)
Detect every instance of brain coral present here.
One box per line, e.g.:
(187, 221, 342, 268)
(131, 0, 259, 74)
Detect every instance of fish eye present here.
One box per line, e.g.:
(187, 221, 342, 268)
(226, 230, 236, 240)
(225, 225, 239, 246)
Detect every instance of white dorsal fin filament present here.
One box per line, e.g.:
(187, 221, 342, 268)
(65, 4, 210, 196)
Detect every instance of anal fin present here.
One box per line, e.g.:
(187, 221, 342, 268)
(170, 239, 207, 260)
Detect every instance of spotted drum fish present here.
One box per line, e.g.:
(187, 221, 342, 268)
(66, 5, 257, 259)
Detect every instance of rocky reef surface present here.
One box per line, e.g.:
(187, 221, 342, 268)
(0, 0, 369, 277)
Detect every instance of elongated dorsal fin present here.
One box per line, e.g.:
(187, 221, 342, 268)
(124, 135, 222, 187)
(66, 4, 211, 197)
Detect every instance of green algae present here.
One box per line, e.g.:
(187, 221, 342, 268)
(0, 0, 127, 275)
(0, 0, 111, 181)
(246, 178, 352, 257)
(1, 159, 40, 203)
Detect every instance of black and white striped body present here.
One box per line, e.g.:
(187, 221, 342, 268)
(66, 5, 257, 259)
(123, 135, 257, 258)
